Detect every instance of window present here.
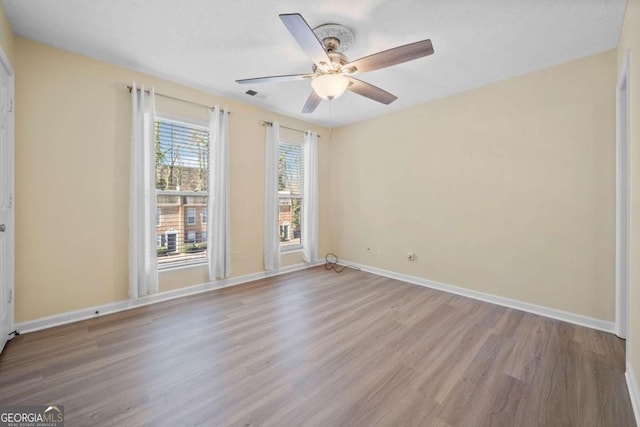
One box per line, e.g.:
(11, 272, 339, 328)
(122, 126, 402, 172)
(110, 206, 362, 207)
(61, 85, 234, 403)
(187, 208, 196, 225)
(278, 141, 303, 251)
(155, 117, 209, 268)
(202, 208, 207, 224)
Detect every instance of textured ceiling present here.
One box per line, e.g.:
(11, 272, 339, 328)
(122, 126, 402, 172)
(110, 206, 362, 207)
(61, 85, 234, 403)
(1, 0, 627, 127)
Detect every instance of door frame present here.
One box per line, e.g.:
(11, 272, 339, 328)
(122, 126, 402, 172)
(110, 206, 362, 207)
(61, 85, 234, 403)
(0, 44, 15, 353)
(616, 50, 630, 342)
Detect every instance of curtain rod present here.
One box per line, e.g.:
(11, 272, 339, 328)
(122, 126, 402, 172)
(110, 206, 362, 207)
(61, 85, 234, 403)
(260, 121, 321, 138)
(127, 86, 231, 113)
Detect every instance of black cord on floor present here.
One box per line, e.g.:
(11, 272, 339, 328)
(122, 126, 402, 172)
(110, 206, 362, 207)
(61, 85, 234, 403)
(324, 253, 360, 273)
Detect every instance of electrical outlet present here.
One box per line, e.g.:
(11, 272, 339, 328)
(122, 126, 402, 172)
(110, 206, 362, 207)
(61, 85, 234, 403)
(234, 250, 241, 260)
(407, 252, 415, 261)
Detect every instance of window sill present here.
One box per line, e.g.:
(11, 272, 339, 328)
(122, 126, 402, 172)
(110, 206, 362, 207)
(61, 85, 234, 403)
(158, 260, 207, 273)
(280, 246, 303, 254)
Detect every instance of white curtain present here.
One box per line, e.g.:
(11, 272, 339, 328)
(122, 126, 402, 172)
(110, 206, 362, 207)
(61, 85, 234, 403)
(264, 122, 280, 271)
(129, 83, 158, 299)
(303, 131, 319, 262)
(208, 106, 231, 280)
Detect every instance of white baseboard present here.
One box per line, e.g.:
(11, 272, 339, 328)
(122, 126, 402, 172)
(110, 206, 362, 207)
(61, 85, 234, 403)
(628, 364, 640, 425)
(16, 260, 323, 334)
(342, 260, 615, 333)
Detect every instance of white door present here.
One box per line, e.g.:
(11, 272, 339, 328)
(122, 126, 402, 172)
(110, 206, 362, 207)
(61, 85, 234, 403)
(0, 54, 14, 354)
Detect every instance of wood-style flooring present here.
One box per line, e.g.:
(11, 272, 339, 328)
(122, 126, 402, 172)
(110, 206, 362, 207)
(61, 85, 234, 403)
(0, 266, 635, 426)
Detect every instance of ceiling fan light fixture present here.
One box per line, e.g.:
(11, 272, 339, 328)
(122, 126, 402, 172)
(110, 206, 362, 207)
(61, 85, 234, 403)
(237, 14, 434, 114)
(311, 74, 350, 100)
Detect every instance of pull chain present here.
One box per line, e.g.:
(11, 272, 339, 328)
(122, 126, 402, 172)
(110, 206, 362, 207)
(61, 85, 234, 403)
(329, 99, 333, 139)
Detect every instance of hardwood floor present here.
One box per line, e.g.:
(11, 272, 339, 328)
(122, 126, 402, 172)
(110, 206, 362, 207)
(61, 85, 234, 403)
(0, 266, 635, 426)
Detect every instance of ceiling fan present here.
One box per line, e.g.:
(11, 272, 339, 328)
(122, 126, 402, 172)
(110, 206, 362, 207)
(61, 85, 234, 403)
(236, 13, 434, 113)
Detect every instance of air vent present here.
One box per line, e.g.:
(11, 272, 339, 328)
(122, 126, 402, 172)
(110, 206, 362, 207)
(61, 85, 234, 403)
(245, 90, 258, 96)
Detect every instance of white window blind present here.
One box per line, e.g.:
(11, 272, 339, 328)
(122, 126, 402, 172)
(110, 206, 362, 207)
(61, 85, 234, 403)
(155, 118, 209, 269)
(278, 142, 304, 251)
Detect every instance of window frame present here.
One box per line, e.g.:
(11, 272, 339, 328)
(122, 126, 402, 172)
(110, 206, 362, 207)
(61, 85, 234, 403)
(155, 114, 210, 271)
(278, 139, 304, 253)
(186, 208, 197, 225)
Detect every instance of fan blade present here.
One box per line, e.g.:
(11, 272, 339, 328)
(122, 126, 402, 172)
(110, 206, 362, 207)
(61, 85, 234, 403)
(302, 91, 322, 113)
(347, 78, 397, 105)
(236, 74, 312, 85)
(344, 40, 434, 73)
(279, 13, 332, 68)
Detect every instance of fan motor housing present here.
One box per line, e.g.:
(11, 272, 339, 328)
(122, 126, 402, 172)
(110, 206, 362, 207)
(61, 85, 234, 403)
(311, 51, 348, 73)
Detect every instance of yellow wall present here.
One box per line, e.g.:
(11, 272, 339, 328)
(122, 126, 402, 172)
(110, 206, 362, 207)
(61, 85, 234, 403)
(330, 50, 617, 321)
(618, 0, 640, 398)
(0, 2, 14, 65)
(14, 37, 331, 322)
